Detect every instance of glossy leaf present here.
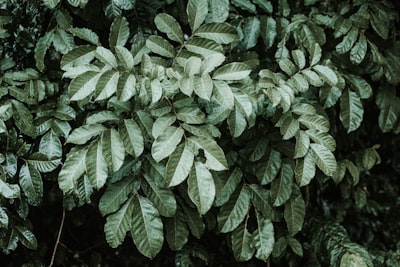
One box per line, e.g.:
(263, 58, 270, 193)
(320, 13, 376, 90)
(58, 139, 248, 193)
(152, 126, 184, 162)
(340, 89, 364, 133)
(271, 163, 293, 207)
(166, 143, 194, 187)
(102, 128, 125, 173)
(66, 123, 106, 145)
(86, 141, 108, 190)
(19, 164, 43, 206)
(188, 136, 228, 171)
(310, 143, 337, 176)
(58, 147, 87, 193)
(119, 119, 144, 158)
(253, 213, 275, 261)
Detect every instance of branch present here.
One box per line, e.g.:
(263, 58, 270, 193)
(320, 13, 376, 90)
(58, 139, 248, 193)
(48, 208, 66, 267)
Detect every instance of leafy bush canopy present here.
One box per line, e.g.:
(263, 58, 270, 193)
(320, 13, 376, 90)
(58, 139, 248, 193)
(0, 0, 399, 266)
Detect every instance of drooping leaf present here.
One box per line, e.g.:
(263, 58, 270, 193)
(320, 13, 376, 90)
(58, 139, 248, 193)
(253, 213, 275, 262)
(188, 161, 216, 215)
(15, 226, 38, 250)
(295, 152, 316, 187)
(218, 186, 251, 233)
(339, 89, 364, 133)
(248, 184, 276, 220)
(42, 0, 60, 9)
(27, 153, 61, 173)
(187, 0, 208, 32)
(294, 130, 310, 159)
(58, 147, 87, 193)
(241, 16, 260, 50)
(231, 223, 255, 261)
(102, 129, 125, 173)
(165, 207, 189, 251)
(152, 126, 184, 162)
(131, 195, 164, 259)
(35, 31, 54, 71)
(271, 163, 293, 207)
(86, 141, 108, 190)
(215, 168, 243, 207)
(104, 196, 135, 248)
(109, 16, 130, 48)
(309, 143, 337, 176)
(19, 164, 43, 206)
(154, 13, 183, 44)
(166, 142, 194, 187)
(284, 191, 305, 235)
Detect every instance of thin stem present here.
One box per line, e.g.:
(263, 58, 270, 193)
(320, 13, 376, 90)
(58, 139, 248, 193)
(48, 208, 66, 267)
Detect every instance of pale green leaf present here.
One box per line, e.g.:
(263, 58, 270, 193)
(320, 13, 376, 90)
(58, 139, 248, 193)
(67, 27, 100, 46)
(187, 0, 208, 32)
(185, 37, 223, 57)
(284, 192, 305, 235)
(154, 13, 183, 44)
(68, 71, 101, 101)
(95, 70, 119, 101)
(228, 107, 247, 138)
(39, 130, 62, 158)
(27, 153, 61, 173)
(188, 136, 228, 171)
(256, 149, 281, 185)
(213, 62, 251, 80)
(0, 179, 20, 199)
(102, 128, 125, 173)
(151, 126, 184, 162)
(294, 130, 310, 158)
(350, 34, 367, 65)
(142, 174, 176, 217)
(232, 223, 255, 261)
(339, 89, 364, 133)
(53, 29, 75, 54)
(232, 0, 256, 13)
(96, 46, 118, 68)
(58, 147, 87, 193)
(279, 58, 297, 76)
(117, 72, 136, 101)
(119, 119, 144, 158)
(66, 123, 106, 145)
(60, 45, 96, 70)
(86, 141, 108, 190)
(166, 143, 194, 187)
(310, 143, 337, 176)
(131, 195, 164, 259)
(184, 56, 201, 76)
(260, 16, 276, 50)
(215, 168, 243, 207)
(206, 0, 229, 23)
(301, 69, 324, 87)
(271, 163, 293, 207)
(115, 46, 134, 70)
(104, 196, 135, 248)
(146, 35, 176, 58)
(305, 129, 336, 151)
(295, 152, 316, 186)
(298, 114, 330, 133)
(309, 43, 322, 66)
(11, 100, 36, 137)
(19, 163, 43, 206)
(42, 0, 60, 9)
(195, 22, 237, 44)
(109, 16, 130, 48)
(291, 49, 306, 69)
(313, 65, 338, 86)
(85, 111, 119, 125)
(336, 27, 358, 54)
(344, 74, 372, 99)
(193, 74, 213, 100)
(188, 161, 216, 215)
(200, 53, 226, 74)
(213, 80, 234, 110)
(218, 186, 251, 233)
(241, 16, 260, 49)
(253, 213, 275, 261)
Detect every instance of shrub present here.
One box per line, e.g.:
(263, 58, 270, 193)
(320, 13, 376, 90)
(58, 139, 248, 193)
(0, 0, 399, 266)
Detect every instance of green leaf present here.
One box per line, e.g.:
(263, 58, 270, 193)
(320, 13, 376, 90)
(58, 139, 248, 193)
(131, 195, 164, 259)
(284, 191, 305, 235)
(165, 207, 189, 251)
(294, 130, 310, 158)
(15, 226, 38, 250)
(339, 89, 364, 133)
(102, 129, 125, 173)
(42, 0, 60, 8)
(313, 65, 338, 86)
(119, 119, 144, 158)
(0, 207, 9, 228)
(241, 17, 260, 50)
(213, 62, 252, 80)
(295, 152, 316, 187)
(253, 0, 273, 13)
(344, 74, 372, 99)
(319, 85, 342, 108)
(166, 143, 194, 187)
(68, 71, 101, 101)
(85, 111, 119, 125)
(309, 143, 337, 176)
(53, 29, 75, 54)
(256, 149, 282, 185)
(228, 107, 247, 138)
(181, 203, 205, 238)
(99, 177, 139, 216)
(11, 100, 36, 138)
(200, 53, 226, 74)
(154, 13, 183, 44)
(206, 0, 229, 23)
(86, 141, 108, 190)
(248, 184, 275, 220)
(279, 114, 299, 140)
(117, 72, 136, 101)
(188, 136, 228, 171)
(187, 0, 208, 32)
(305, 129, 336, 151)
(104, 196, 135, 248)
(94, 70, 119, 101)
(279, 58, 297, 76)
(188, 161, 216, 215)
(291, 50, 306, 70)
(19, 163, 43, 206)
(66, 123, 106, 145)
(58, 147, 87, 193)
(260, 16, 277, 50)
(195, 23, 237, 44)
(67, 27, 100, 46)
(67, 0, 89, 8)
(336, 27, 358, 54)
(213, 80, 234, 110)
(215, 168, 243, 207)
(340, 252, 371, 267)
(60, 45, 96, 71)
(35, 31, 54, 71)
(231, 223, 255, 261)
(152, 126, 184, 162)
(298, 114, 330, 133)
(185, 37, 223, 57)
(96, 46, 118, 69)
(115, 46, 134, 70)
(0, 179, 20, 199)
(109, 16, 130, 48)
(271, 163, 293, 207)
(272, 236, 288, 258)
(146, 35, 176, 58)
(287, 237, 303, 257)
(193, 74, 213, 100)
(301, 69, 324, 87)
(233, 88, 253, 118)
(27, 153, 61, 173)
(253, 213, 275, 261)
(232, 0, 256, 13)
(76, 174, 93, 204)
(350, 34, 367, 65)
(218, 186, 251, 233)
(309, 43, 322, 66)
(142, 174, 176, 217)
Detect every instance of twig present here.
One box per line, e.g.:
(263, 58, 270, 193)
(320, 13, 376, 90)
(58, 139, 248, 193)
(49, 208, 66, 267)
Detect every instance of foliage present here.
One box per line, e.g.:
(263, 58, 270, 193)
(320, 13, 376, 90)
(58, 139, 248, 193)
(0, 0, 399, 266)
